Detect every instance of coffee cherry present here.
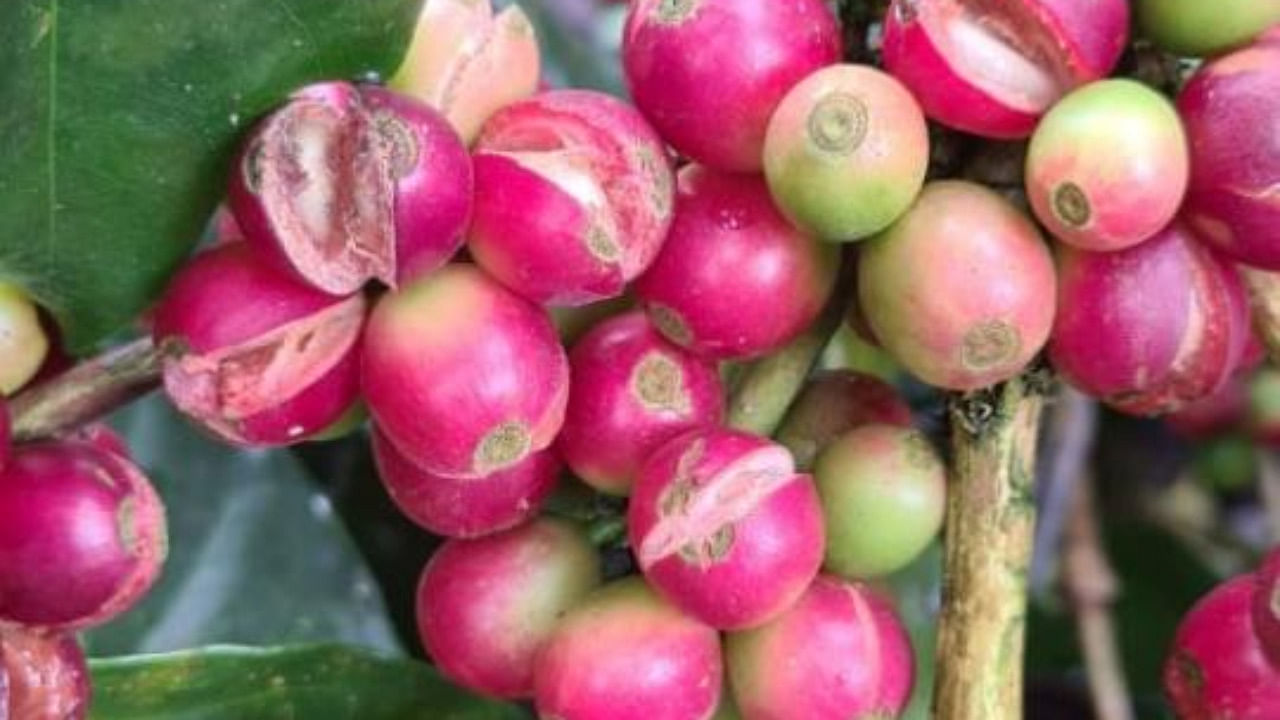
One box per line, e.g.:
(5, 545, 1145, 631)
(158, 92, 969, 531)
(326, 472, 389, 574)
(228, 82, 395, 295)
(359, 86, 473, 285)
(0, 282, 50, 395)
(859, 181, 1056, 390)
(558, 311, 723, 496)
(362, 265, 569, 479)
(635, 166, 839, 360)
(1136, 0, 1280, 57)
(1164, 574, 1280, 718)
(1051, 223, 1250, 415)
(371, 426, 559, 539)
(622, 0, 841, 172)
(1025, 79, 1188, 252)
(882, 0, 1129, 138)
(468, 90, 674, 306)
(1253, 548, 1280, 667)
(764, 64, 929, 241)
(416, 518, 601, 699)
(776, 370, 913, 472)
(534, 577, 723, 720)
(813, 425, 946, 579)
(627, 428, 824, 630)
(152, 243, 365, 447)
(727, 575, 915, 720)
(1179, 39, 1280, 269)
(391, 0, 540, 144)
(0, 439, 166, 630)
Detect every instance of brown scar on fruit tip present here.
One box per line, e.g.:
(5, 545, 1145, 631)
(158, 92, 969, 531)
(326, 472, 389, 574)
(585, 223, 622, 263)
(631, 352, 693, 414)
(961, 319, 1021, 371)
(165, 294, 366, 423)
(654, 0, 698, 24)
(116, 496, 139, 556)
(474, 420, 532, 474)
(1052, 182, 1091, 227)
(808, 92, 870, 155)
(373, 110, 419, 179)
(639, 445, 796, 568)
(648, 304, 694, 348)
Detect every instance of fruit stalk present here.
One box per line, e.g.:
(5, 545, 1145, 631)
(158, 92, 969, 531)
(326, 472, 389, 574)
(1063, 472, 1134, 720)
(10, 337, 162, 442)
(933, 374, 1046, 720)
(1242, 266, 1280, 363)
(1255, 449, 1280, 542)
(1030, 387, 1098, 595)
(726, 254, 852, 436)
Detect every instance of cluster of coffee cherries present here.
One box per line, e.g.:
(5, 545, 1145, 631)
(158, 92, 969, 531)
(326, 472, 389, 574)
(144, 0, 1280, 716)
(1, 0, 1276, 715)
(146, 0, 951, 712)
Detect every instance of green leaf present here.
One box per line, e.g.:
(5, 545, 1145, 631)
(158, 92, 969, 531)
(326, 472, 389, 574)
(84, 395, 401, 656)
(89, 644, 529, 720)
(292, 432, 441, 653)
(0, 0, 419, 352)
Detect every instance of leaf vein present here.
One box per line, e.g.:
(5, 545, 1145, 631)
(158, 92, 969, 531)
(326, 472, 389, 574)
(269, 0, 322, 74)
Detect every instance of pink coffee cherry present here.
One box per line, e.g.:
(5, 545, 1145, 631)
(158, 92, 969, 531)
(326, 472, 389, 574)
(0, 439, 166, 630)
(558, 311, 723, 496)
(882, 0, 1128, 138)
(468, 90, 675, 306)
(362, 265, 569, 480)
(371, 426, 559, 539)
(152, 243, 365, 447)
(627, 427, 824, 630)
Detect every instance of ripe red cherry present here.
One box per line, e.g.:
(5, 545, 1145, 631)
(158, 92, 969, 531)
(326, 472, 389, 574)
(0, 440, 167, 630)
(882, 0, 1129, 138)
(627, 428, 824, 630)
(152, 243, 365, 447)
(622, 0, 841, 172)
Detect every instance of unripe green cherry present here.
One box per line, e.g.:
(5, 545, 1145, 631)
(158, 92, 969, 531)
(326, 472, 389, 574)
(813, 424, 946, 578)
(1026, 79, 1188, 252)
(1136, 0, 1280, 57)
(763, 64, 929, 242)
(0, 282, 49, 395)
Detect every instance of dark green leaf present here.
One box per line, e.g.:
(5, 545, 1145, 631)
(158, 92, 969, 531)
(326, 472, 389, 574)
(89, 644, 529, 720)
(292, 432, 440, 655)
(84, 395, 400, 656)
(0, 0, 419, 352)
